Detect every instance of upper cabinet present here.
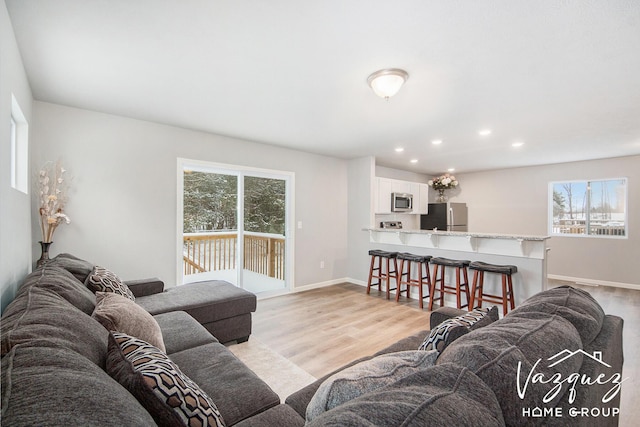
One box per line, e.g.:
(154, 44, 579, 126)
(374, 177, 429, 214)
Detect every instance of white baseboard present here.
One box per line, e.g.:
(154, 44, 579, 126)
(548, 274, 640, 291)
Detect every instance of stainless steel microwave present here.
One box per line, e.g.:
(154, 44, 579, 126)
(391, 192, 413, 212)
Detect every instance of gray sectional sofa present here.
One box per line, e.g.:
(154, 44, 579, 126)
(1, 253, 624, 426)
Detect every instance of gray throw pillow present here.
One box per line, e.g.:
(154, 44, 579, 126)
(306, 350, 438, 422)
(92, 292, 166, 352)
(419, 306, 498, 353)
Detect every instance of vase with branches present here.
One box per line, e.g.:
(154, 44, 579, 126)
(37, 161, 70, 263)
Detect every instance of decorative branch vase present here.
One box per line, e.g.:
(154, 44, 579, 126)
(436, 189, 447, 203)
(37, 241, 53, 266)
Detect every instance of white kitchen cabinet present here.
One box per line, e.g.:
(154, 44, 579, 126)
(375, 177, 394, 214)
(374, 177, 429, 215)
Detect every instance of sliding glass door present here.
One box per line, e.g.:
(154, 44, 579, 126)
(178, 159, 292, 295)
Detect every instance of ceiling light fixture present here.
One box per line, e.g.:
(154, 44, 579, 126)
(431, 139, 443, 145)
(410, 159, 418, 164)
(478, 129, 492, 136)
(395, 147, 404, 152)
(367, 68, 409, 99)
(512, 141, 524, 147)
(447, 168, 455, 172)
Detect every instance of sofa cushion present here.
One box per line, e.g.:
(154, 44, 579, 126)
(15, 264, 96, 314)
(419, 306, 498, 353)
(49, 252, 95, 283)
(107, 332, 226, 427)
(169, 342, 280, 425)
(306, 350, 438, 422)
(85, 266, 135, 301)
(306, 363, 505, 427)
(1, 343, 156, 426)
(1, 286, 108, 366)
(136, 280, 256, 324)
(153, 311, 218, 355)
(92, 292, 165, 352)
(233, 404, 305, 427)
(511, 285, 605, 346)
(437, 311, 583, 426)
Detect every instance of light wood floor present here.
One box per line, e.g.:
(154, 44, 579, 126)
(252, 281, 639, 425)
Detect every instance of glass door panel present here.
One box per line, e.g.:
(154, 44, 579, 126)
(182, 170, 239, 285)
(242, 176, 286, 293)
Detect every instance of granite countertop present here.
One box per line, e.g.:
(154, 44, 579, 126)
(364, 227, 550, 241)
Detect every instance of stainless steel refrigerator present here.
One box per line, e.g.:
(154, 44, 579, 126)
(420, 202, 468, 232)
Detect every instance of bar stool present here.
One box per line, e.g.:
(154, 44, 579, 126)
(395, 253, 432, 309)
(428, 257, 471, 310)
(469, 261, 517, 316)
(366, 250, 398, 299)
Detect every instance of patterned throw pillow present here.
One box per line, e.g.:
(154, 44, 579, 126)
(85, 266, 135, 301)
(419, 306, 498, 354)
(107, 332, 225, 427)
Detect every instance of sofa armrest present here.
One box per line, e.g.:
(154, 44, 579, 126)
(125, 278, 165, 297)
(430, 307, 467, 328)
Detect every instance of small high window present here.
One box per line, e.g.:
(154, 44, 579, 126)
(10, 94, 29, 194)
(550, 178, 627, 238)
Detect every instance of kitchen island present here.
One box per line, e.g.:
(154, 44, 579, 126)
(364, 228, 551, 307)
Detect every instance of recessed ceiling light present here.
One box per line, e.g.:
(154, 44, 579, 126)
(512, 141, 524, 147)
(395, 147, 404, 152)
(431, 139, 443, 145)
(447, 168, 455, 172)
(410, 159, 418, 164)
(478, 129, 492, 136)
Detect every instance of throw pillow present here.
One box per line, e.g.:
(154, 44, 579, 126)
(306, 350, 438, 422)
(92, 292, 166, 352)
(106, 332, 225, 427)
(85, 266, 135, 301)
(419, 306, 499, 353)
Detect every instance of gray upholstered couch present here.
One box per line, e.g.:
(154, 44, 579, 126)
(1, 253, 291, 426)
(1, 252, 624, 426)
(273, 285, 624, 427)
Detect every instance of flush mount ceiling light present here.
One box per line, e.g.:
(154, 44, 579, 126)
(367, 68, 409, 99)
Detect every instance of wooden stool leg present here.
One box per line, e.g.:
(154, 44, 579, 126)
(462, 267, 470, 309)
(470, 270, 479, 309)
(477, 271, 485, 308)
(417, 262, 424, 309)
(395, 259, 403, 302)
(501, 274, 508, 316)
(428, 264, 440, 311)
(455, 267, 462, 309)
(367, 255, 376, 294)
(508, 274, 515, 311)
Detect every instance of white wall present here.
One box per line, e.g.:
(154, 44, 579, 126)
(31, 102, 349, 289)
(347, 156, 375, 282)
(0, 2, 33, 312)
(455, 155, 640, 287)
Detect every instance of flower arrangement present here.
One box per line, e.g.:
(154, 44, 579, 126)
(38, 161, 71, 243)
(428, 174, 458, 202)
(428, 174, 459, 190)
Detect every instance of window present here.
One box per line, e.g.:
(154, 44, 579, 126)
(10, 94, 29, 194)
(550, 178, 627, 238)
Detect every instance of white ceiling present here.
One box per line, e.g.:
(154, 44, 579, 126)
(6, 0, 640, 174)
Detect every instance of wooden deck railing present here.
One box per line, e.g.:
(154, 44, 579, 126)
(183, 232, 285, 278)
(552, 225, 626, 236)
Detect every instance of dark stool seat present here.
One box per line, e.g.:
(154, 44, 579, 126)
(366, 250, 398, 299)
(428, 257, 471, 310)
(469, 261, 518, 316)
(396, 253, 432, 309)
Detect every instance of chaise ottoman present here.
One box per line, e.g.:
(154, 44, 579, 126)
(133, 280, 257, 344)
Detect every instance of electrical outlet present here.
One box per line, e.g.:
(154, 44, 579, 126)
(320, 261, 325, 269)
